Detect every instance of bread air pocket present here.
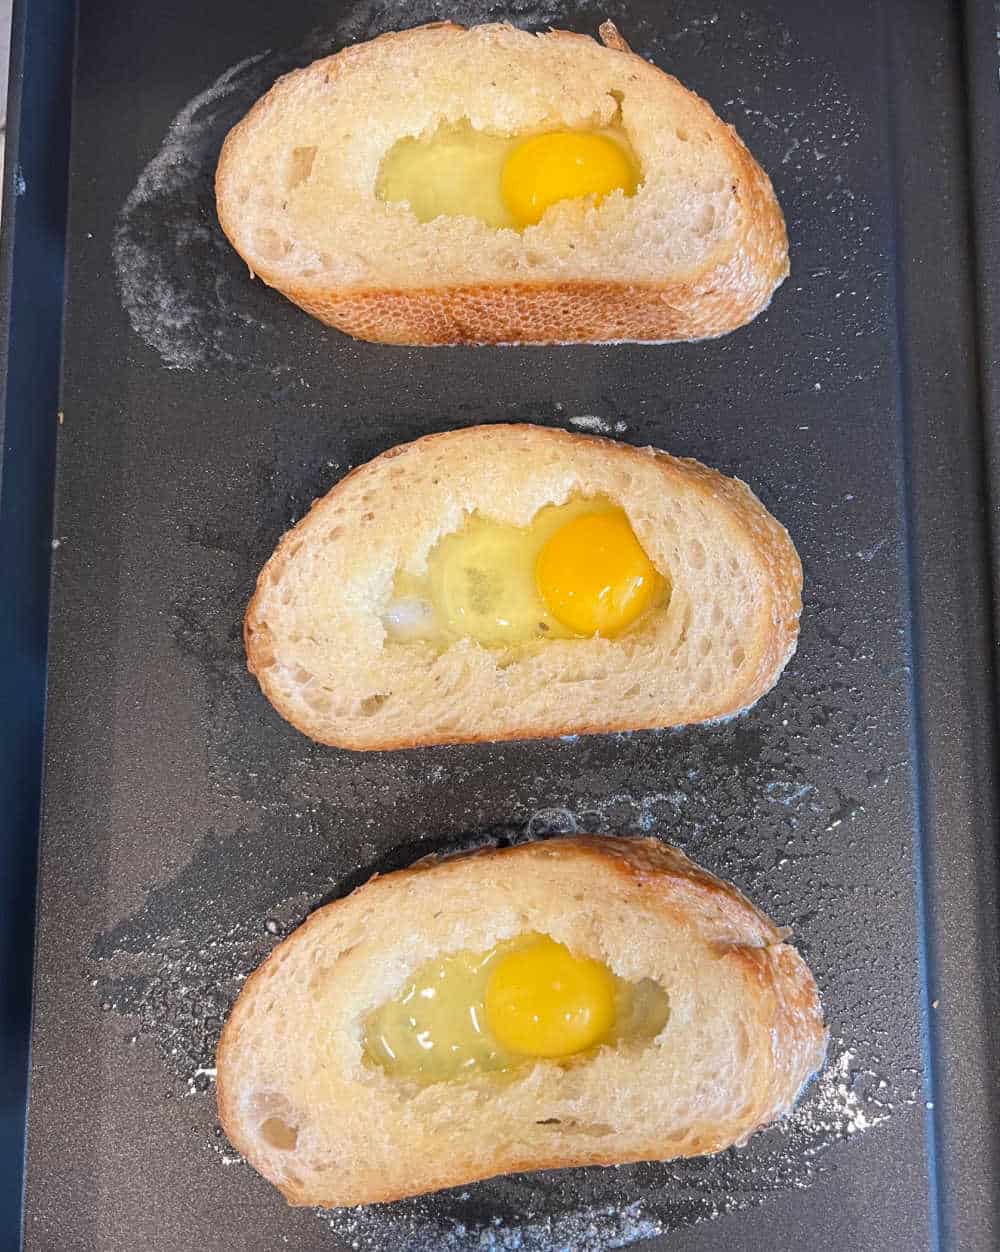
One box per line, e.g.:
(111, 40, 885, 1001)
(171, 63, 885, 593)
(243, 425, 802, 750)
(216, 836, 827, 1207)
(215, 21, 788, 344)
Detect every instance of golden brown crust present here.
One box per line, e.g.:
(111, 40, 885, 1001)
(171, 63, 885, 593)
(276, 268, 785, 346)
(244, 425, 802, 750)
(215, 22, 789, 345)
(216, 836, 827, 1206)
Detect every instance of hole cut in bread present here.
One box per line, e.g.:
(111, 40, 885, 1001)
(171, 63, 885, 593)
(243, 425, 802, 750)
(216, 836, 827, 1207)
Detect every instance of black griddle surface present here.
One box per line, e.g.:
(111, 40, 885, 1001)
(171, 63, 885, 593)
(18, 0, 1000, 1249)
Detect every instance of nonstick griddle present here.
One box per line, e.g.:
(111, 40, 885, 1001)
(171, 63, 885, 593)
(2, 0, 999, 1249)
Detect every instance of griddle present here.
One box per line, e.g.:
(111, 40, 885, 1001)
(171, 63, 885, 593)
(2, 0, 999, 1248)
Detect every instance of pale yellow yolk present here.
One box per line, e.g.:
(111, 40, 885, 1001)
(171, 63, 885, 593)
(501, 131, 638, 228)
(484, 936, 616, 1057)
(364, 932, 669, 1084)
(384, 497, 669, 648)
(535, 510, 665, 637)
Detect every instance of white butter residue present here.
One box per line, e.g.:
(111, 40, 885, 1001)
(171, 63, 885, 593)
(184, 1064, 218, 1097)
(114, 51, 276, 369)
(569, 415, 628, 434)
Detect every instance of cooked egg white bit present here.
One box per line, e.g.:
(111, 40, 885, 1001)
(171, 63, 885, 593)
(382, 596, 437, 642)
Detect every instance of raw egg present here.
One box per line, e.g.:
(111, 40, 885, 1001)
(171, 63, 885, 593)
(377, 122, 639, 230)
(384, 496, 669, 648)
(364, 933, 669, 1084)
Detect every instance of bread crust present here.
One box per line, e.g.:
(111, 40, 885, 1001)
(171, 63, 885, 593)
(244, 424, 802, 749)
(216, 836, 827, 1206)
(215, 22, 788, 345)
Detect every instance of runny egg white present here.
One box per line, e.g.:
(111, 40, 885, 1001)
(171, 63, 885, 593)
(383, 496, 670, 648)
(376, 121, 640, 230)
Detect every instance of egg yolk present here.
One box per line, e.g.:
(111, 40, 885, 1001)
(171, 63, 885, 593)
(484, 936, 616, 1057)
(535, 510, 663, 637)
(501, 131, 638, 228)
(363, 931, 669, 1085)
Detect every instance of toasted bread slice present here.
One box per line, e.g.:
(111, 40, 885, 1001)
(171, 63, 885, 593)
(244, 424, 802, 750)
(215, 21, 788, 344)
(217, 836, 827, 1206)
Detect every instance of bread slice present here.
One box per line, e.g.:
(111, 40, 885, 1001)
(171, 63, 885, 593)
(215, 21, 788, 345)
(216, 835, 827, 1206)
(244, 424, 802, 750)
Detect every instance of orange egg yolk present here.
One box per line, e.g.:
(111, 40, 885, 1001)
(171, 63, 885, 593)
(501, 130, 638, 227)
(484, 935, 617, 1057)
(535, 509, 664, 637)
